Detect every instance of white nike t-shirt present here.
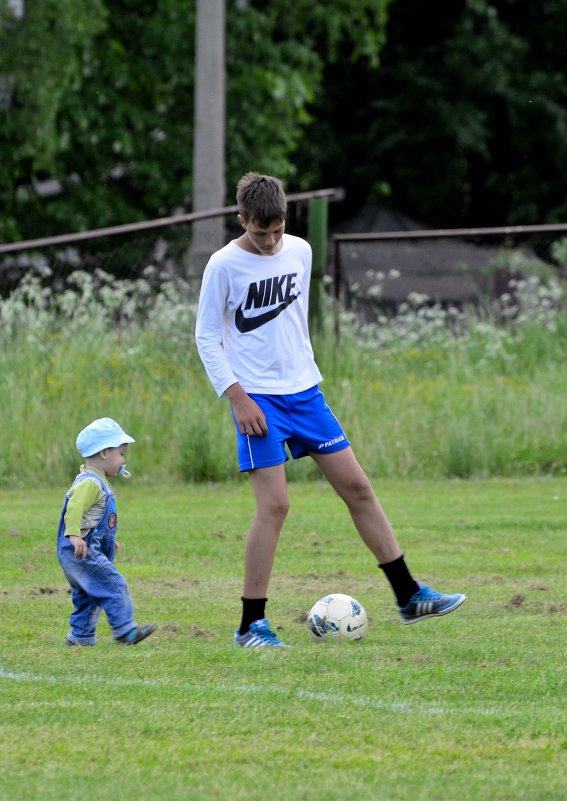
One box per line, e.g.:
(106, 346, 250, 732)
(195, 233, 323, 397)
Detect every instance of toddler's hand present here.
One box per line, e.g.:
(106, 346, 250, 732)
(70, 535, 87, 559)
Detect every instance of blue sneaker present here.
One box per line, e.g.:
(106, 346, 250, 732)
(116, 624, 157, 645)
(398, 584, 466, 624)
(233, 618, 287, 648)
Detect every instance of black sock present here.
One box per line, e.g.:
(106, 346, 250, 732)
(379, 555, 420, 608)
(239, 596, 268, 635)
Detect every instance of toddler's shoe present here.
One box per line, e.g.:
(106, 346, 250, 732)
(398, 584, 466, 624)
(66, 639, 94, 647)
(233, 618, 288, 648)
(116, 624, 157, 645)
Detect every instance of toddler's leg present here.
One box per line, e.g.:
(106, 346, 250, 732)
(61, 549, 136, 639)
(87, 555, 138, 639)
(59, 545, 101, 645)
(67, 586, 102, 645)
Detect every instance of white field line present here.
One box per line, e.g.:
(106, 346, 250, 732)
(0, 667, 497, 717)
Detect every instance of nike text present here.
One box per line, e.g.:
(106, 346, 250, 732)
(235, 272, 300, 333)
(244, 273, 298, 310)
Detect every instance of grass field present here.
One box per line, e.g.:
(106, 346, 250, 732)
(1, 478, 566, 801)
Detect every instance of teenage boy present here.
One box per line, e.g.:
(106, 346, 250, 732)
(195, 172, 466, 647)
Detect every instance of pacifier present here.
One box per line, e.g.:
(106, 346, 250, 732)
(118, 464, 132, 478)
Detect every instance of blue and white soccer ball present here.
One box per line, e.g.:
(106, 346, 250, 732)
(307, 593, 369, 642)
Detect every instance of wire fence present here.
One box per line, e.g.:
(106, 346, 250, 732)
(0, 188, 342, 298)
(1, 197, 566, 328)
(331, 223, 567, 324)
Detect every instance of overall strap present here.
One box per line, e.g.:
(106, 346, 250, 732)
(70, 471, 112, 499)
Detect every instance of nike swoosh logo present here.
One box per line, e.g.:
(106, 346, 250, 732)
(235, 293, 300, 333)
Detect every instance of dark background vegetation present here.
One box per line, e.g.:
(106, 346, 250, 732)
(1, 0, 566, 242)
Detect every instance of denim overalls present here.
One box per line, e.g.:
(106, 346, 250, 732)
(57, 472, 137, 644)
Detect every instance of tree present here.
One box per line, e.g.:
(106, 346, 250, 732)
(0, 0, 107, 239)
(0, 0, 392, 241)
(7, 1, 565, 241)
(225, 0, 392, 189)
(294, 0, 567, 227)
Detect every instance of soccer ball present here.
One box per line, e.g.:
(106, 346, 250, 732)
(307, 593, 369, 642)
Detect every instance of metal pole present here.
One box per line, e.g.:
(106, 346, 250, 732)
(307, 196, 328, 333)
(0, 189, 342, 254)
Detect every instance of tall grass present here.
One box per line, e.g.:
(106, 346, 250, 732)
(0, 257, 566, 487)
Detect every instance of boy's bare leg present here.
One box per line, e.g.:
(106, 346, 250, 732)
(310, 447, 402, 564)
(312, 447, 466, 622)
(244, 464, 289, 598)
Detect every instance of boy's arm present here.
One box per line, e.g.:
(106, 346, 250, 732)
(224, 383, 268, 437)
(65, 479, 102, 559)
(195, 255, 266, 436)
(195, 261, 239, 397)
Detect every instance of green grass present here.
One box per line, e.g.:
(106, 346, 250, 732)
(1, 319, 567, 486)
(1, 479, 566, 800)
(1, 269, 566, 486)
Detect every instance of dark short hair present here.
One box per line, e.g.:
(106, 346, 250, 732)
(236, 172, 287, 227)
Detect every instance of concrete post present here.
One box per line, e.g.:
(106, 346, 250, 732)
(187, 0, 226, 277)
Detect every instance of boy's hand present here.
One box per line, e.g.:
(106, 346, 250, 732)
(70, 535, 87, 559)
(225, 383, 268, 437)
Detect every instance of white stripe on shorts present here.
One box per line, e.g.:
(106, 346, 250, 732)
(246, 435, 254, 469)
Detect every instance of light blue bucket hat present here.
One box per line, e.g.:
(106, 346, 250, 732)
(76, 417, 135, 457)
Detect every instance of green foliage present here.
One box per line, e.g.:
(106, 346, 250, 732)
(0, 0, 391, 240)
(227, 0, 392, 186)
(1, 0, 198, 238)
(2, 0, 566, 238)
(296, 0, 567, 225)
(0, 265, 565, 486)
(226, 4, 320, 185)
(0, 0, 107, 238)
(0, 1, 107, 166)
(1, 480, 566, 800)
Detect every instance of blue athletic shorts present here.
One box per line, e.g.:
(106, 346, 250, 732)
(233, 385, 350, 471)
